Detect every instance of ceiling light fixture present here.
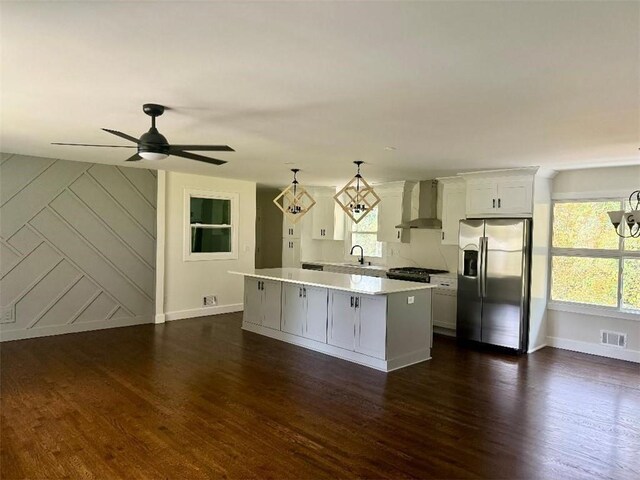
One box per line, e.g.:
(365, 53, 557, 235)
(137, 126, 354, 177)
(273, 169, 316, 224)
(607, 189, 640, 238)
(334, 161, 381, 224)
(138, 151, 169, 161)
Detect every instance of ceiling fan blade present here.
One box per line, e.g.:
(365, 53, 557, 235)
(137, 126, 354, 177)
(52, 142, 137, 148)
(171, 150, 226, 165)
(102, 129, 140, 144)
(125, 153, 142, 162)
(169, 145, 235, 152)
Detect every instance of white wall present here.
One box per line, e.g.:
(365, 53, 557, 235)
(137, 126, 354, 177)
(548, 165, 640, 362)
(160, 171, 256, 320)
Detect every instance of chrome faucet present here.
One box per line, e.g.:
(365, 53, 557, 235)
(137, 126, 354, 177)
(350, 244, 365, 265)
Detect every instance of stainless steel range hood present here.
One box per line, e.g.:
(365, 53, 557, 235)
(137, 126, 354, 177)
(395, 180, 442, 229)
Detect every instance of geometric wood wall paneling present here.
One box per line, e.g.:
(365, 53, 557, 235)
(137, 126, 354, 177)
(0, 154, 157, 337)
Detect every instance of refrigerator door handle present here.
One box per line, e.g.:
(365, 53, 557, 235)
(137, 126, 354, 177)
(477, 237, 484, 297)
(482, 236, 489, 298)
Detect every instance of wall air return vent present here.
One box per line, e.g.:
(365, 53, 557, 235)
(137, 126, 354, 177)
(600, 330, 627, 348)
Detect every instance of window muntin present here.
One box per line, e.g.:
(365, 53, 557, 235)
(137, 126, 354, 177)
(550, 199, 640, 314)
(349, 207, 382, 258)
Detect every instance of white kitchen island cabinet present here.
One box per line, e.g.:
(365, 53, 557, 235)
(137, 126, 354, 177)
(231, 268, 436, 372)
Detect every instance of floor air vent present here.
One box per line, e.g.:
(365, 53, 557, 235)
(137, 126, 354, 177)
(601, 330, 627, 348)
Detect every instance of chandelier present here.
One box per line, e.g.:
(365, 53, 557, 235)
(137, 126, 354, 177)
(334, 161, 380, 224)
(273, 169, 316, 224)
(607, 189, 640, 238)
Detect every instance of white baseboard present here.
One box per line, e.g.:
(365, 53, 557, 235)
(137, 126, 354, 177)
(154, 313, 166, 324)
(528, 343, 547, 353)
(165, 303, 243, 321)
(547, 336, 640, 363)
(433, 326, 456, 337)
(0, 316, 153, 342)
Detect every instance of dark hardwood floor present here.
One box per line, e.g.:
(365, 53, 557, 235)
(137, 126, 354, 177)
(1, 313, 639, 479)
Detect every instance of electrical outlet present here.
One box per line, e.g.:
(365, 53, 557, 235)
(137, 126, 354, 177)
(203, 295, 217, 307)
(1, 306, 15, 324)
(407, 296, 415, 305)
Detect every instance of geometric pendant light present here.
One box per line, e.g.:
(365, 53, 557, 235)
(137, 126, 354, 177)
(334, 161, 381, 224)
(273, 169, 316, 224)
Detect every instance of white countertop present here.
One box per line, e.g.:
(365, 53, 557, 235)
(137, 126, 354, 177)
(229, 268, 437, 295)
(301, 261, 389, 273)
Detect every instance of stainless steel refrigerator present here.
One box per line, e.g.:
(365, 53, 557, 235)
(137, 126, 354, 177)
(457, 219, 531, 352)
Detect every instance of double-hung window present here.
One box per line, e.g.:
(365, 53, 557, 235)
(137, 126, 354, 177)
(550, 198, 640, 314)
(184, 189, 239, 261)
(348, 206, 383, 259)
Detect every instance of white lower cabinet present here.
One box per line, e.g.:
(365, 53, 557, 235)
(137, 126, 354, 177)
(282, 283, 328, 341)
(328, 290, 386, 359)
(243, 277, 282, 329)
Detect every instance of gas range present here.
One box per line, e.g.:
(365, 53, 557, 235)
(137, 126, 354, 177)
(386, 267, 449, 283)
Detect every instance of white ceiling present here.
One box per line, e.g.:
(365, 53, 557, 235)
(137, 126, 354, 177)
(1, 1, 638, 187)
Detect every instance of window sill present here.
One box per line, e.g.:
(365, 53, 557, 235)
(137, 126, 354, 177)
(548, 302, 640, 321)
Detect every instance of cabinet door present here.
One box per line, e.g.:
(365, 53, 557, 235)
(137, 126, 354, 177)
(312, 196, 332, 239)
(328, 290, 356, 350)
(432, 291, 457, 329)
(355, 295, 387, 359)
(496, 179, 532, 215)
(261, 280, 282, 330)
(243, 277, 263, 325)
(466, 181, 497, 217)
(304, 286, 328, 343)
(281, 239, 300, 268)
(377, 192, 405, 243)
(282, 218, 301, 239)
(281, 283, 305, 336)
(441, 185, 466, 245)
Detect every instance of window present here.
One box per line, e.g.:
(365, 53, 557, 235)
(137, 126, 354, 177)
(184, 189, 238, 261)
(348, 207, 383, 258)
(550, 199, 640, 313)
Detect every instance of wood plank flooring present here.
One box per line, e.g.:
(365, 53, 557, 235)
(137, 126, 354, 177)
(2, 313, 639, 479)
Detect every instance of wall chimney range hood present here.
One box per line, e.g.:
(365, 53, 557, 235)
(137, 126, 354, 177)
(395, 180, 442, 229)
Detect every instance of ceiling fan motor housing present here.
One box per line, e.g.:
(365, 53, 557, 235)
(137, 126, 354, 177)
(138, 128, 169, 155)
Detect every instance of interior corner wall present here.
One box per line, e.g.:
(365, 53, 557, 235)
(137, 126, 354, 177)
(0, 153, 157, 341)
(547, 165, 640, 363)
(162, 171, 256, 320)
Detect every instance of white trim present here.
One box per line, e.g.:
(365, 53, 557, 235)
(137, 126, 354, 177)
(183, 188, 239, 261)
(433, 326, 456, 337)
(547, 336, 640, 363)
(165, 303, 243, 321)
(154, 170, 166, 324)
(547, 302, 640, 321)
(242, 321, 431, 372)
(552, 190, 633, 201)
(527, 343, 547, 353)
(0, 315, 153, 342)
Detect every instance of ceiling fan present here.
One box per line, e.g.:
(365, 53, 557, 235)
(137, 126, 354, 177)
(52, 103, 234, 165)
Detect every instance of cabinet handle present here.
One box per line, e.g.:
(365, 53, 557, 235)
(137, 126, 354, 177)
(397, 230, 400, 239)
(493, 199, 496, 208)
(303, 287, 306, 298)
(299, 287, 302, 297)
(350, 296, 354, 307)
(355, 297, 359, 309)
(498, 198, 501, 208)
(442, 232, 445, 241)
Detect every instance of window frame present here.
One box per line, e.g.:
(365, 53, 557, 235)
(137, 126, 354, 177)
(548, 196, 640, 318)
(344, 206, 385, 262)
(183, 188, 239, 261)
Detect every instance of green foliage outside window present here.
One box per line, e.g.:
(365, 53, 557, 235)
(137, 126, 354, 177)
(351, 207, 382, 258)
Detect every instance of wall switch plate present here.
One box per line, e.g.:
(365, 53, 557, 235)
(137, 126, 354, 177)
(203, 295, 217, 307)
(1, 306, 15, 324)
(407, 296, 415, 305)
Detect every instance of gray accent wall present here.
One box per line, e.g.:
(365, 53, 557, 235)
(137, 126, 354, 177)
(0, 153, 156, 341)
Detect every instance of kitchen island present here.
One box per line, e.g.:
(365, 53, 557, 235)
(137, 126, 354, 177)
(229, 268, 436, 372)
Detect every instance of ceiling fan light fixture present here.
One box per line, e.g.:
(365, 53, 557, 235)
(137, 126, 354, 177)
(138, 151, 169, 161)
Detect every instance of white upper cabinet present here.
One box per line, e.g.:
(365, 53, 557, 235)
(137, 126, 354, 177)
(282, 217, 301, 239)
(376, 181, 413, 243)
(438, 177, 466, 245)
(462, 169, 535, 218)
(282, 238, 300, 268)
(311, 188, 345, 240)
